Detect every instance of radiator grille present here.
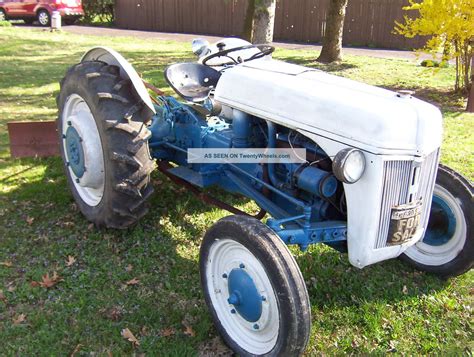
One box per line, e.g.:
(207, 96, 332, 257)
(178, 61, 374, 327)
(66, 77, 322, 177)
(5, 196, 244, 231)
(375, 150, 439, 248)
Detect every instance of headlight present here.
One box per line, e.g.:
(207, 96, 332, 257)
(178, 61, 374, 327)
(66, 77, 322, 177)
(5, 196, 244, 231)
(332, 148, 366, 184)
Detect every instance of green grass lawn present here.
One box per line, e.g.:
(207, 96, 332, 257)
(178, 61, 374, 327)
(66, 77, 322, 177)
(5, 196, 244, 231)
(0, 27, 472, 355)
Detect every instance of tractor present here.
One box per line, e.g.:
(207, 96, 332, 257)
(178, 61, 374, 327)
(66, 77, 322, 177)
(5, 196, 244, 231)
(57, 38, 473, 356)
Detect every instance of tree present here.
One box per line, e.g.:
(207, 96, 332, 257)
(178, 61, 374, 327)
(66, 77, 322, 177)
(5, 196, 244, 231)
(242, 0, 277, 44)
(317, 0, 349, 63)
(395, 0, 474, 93)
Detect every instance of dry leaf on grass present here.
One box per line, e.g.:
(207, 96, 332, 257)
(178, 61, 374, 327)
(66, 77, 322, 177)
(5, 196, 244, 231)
(31, 271, 62, 288)
(65, 256, 76, 267)
(26, 216, 34, 225)
(125, 264, 133, 272)
(183, 323, 196, 337)
(160, 327, 176, 337)
(0, 290, 6, 303)
(0, 261, 13, 267)
(402, 285, 408, 295)
(126, 278, 140, 286)
(12, 313, 26, 325)
(121, 328, 140, 346)
(70, 343, 82, 357)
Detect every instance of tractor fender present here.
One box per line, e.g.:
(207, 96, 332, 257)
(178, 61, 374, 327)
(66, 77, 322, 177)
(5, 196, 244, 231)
(81, 47, 155, 114)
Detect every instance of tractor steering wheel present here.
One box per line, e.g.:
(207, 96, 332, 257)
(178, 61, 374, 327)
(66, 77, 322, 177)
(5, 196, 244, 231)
(202, 44, 275, 67)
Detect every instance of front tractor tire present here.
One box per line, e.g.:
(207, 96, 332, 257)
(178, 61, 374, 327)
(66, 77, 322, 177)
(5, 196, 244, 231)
(58, 61, 155, 229)
(401, 165, 473, 278)
(200, 216, 311, 356)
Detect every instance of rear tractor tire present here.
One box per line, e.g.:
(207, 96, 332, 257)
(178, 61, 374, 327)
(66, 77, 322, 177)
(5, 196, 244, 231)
(57, 61, 155, 228)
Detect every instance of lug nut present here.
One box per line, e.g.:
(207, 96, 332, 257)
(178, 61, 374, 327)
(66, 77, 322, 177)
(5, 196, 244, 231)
(239, 263, 245, 269)
(230, 309, 236, 314)
(222, 273, 227, 279)
(253, 324, 259, 330)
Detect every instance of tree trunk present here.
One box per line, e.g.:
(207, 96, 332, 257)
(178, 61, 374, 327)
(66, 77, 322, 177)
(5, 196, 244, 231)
(317, 0, 349, 63)
(242, 0, 276, 44)
(242, 0, 256, 42)
(252, 0, 276, 44)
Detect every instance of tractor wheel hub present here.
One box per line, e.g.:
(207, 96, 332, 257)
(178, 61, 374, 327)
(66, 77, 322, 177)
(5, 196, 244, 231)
(227, 266, 262, 322)
(65, 125, 85, 178)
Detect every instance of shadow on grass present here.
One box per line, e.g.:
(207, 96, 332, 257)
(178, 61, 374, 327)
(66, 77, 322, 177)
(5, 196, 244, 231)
(278, 55, 359, 72)
(379, 85, 467, 111)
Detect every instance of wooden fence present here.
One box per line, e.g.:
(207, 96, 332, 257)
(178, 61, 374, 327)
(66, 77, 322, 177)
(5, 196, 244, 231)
(115, 0, 426, 49)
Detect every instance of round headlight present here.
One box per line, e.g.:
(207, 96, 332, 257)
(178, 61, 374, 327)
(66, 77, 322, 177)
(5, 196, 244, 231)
(332, 148, 366, 184)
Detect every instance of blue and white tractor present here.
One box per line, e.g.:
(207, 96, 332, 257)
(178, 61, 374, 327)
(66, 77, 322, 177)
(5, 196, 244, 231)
(57, 38, 473, 356)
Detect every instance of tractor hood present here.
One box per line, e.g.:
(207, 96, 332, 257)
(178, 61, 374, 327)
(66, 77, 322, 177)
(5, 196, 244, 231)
(214, 59, 442, 156)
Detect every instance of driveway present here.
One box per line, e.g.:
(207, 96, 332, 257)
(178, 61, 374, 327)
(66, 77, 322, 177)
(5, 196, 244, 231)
(15, 23, 432, 62)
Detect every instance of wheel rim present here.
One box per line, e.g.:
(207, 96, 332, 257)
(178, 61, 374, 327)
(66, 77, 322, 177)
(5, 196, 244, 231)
(405, 184, 467, 266)
(0, 11, 5, 22)
(38, 12, 48, 25)
(206, 238, 279, 355)
(61, 94, 105, 207)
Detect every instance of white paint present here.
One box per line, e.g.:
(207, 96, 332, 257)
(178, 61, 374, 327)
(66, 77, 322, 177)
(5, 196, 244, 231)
(62, 94, 105, 207)
(215, 59, 443, 156)
(205, 238, 279, 355)
(81, 47, 156, 114)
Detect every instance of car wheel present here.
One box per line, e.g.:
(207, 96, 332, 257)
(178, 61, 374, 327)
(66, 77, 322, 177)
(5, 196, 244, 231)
(0, 9, 7, 22)
(37, 9, 50, 26)
(200, 215, 311, 356)
(401, 164, 473, 278)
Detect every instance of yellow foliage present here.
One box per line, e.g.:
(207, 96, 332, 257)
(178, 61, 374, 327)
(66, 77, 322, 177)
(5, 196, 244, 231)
(395, 0, 474, 91)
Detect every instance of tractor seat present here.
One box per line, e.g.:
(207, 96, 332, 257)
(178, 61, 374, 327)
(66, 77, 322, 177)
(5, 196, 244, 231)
(164, 63, 221, 102)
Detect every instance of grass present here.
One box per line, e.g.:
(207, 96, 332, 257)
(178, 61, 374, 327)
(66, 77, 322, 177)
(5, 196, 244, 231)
(0, 27, 472, 355)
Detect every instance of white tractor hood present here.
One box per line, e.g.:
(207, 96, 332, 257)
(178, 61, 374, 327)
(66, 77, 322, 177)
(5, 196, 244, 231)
(214, 59, 443, 156)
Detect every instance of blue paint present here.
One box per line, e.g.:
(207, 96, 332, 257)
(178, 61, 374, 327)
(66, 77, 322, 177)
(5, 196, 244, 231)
(148, 96, 348, 252)
(65, 126, 85, 178)
(423, 195, 456, 246)
(227, 267, 262, 322)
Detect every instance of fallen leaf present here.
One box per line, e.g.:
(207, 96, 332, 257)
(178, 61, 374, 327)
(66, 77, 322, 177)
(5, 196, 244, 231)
(0, 261, 13, 267)
(106, 306, 123, 321)
(87, 223, 94, 230)
(160, 327, 176, 337)
(0, 290, 6, 303)
(70, 343, 82, 357)
(402, 285, 408, 295)
(125, 264, 133, 272)
(7, 285, 15, 292)
(26, 216, 34, 225)
(65, 256, 76, 267)
(121, 328, 140, 346)
(32, 271, 62, 288)
(12, 313, 26, 325)
(183, 323, 196, 337)
(126, 278, 140, 286)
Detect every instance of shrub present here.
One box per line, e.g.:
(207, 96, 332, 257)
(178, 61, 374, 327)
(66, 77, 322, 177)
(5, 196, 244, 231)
(0, 21, 12, 27)
(82, 0, 114, 23)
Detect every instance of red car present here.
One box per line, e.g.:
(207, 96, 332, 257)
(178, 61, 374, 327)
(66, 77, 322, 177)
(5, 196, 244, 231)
(0, 0, 84, 26)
